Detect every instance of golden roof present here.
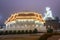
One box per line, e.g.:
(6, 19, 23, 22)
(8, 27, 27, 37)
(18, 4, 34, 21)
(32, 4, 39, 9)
(5, 12, 45, 24)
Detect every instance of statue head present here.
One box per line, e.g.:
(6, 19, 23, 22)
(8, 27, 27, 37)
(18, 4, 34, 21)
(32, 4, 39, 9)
(46, 7, 50, 11)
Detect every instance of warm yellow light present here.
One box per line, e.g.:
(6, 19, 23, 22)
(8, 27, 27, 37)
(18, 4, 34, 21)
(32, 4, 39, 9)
(5, 12, 45, 24)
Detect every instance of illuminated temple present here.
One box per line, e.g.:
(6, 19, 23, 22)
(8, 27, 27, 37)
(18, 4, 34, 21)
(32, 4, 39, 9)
(5, 12, 46, 32)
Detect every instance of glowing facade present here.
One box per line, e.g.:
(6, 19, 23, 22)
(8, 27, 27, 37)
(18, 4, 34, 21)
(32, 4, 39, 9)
(5, 12, 46, 32)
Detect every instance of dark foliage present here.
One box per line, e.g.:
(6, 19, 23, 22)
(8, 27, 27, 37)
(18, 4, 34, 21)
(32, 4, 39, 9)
(29, 30, 32, 34)
(21, 30, 25, 34)
(8, 30, 12, 34)
(47, 28, 53, 33)
(4, 30, 9, 35)
(12, 30, 16, 34)
(17, 30, 21, 34)
(33, 28, 38, 33)
(25, 30, 28, 34)
(0, 31, 3, 35)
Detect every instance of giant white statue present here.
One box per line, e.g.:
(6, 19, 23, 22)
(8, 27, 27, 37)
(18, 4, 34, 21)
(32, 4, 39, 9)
(44, 7, 54, 20)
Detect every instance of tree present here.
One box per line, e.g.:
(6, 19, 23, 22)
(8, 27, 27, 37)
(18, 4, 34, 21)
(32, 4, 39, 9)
(33, 28, 38, 33)
(0, 31, 3, 35)
(13, 30, 16, 34)
(9, 30, 12, 34)
(25, 30, 28, 34)
(17, 30, 21, 34)
(47, 28, 53, 33)
(29, 30, 32, 34)
(21, 30, 25, 34)
(4, 30, 8, 35)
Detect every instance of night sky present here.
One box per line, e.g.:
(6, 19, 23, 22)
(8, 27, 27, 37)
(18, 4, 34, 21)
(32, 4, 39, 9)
(0, 0, 60, 25)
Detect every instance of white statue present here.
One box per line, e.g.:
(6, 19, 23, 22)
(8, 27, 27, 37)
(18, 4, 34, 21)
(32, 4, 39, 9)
(44, 7, 54, 20)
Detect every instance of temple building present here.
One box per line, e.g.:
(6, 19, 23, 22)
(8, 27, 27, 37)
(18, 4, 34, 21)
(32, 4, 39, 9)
(5, 12, 46, 32)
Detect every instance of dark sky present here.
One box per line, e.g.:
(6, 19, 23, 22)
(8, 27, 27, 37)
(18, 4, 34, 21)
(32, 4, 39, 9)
(0, 0, 60, 25)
